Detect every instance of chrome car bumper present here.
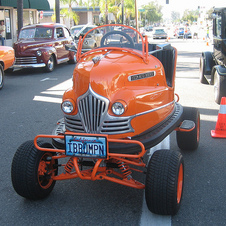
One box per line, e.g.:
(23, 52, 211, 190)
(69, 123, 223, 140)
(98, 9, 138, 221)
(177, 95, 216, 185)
(13, 63, 46, 69)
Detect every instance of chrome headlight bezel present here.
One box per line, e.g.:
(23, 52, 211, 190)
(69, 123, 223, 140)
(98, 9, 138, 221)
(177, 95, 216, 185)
(61, 100, 75, 114)
(37, 50, 42, 56)
(112, 101, 127, 116)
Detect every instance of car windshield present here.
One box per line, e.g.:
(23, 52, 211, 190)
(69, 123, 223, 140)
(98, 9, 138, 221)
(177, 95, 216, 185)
(155, 29, 165, 34)
(19, 27, 53, 39)
(71, 26, 83, 36)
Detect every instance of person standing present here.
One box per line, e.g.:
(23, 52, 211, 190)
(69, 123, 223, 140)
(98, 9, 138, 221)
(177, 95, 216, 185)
(0, 20, 5, 46)
(206, 24, 210, 39)
(184, 25, 188, 40)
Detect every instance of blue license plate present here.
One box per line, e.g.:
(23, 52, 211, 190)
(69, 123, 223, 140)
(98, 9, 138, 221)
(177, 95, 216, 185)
(65, 134, 108, 159)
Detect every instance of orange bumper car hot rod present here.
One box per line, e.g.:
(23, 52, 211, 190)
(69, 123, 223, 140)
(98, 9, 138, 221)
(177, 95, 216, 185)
(11, 24, 200, 215)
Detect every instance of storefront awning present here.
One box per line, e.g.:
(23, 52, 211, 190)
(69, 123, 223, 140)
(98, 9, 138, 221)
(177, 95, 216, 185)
(0, 0, 50, 11)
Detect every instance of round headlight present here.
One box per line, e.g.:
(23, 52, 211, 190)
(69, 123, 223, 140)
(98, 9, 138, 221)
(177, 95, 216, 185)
(61, 100, 74, 114)
(37, 50, 42, 56)
(112, 102, 125, 115)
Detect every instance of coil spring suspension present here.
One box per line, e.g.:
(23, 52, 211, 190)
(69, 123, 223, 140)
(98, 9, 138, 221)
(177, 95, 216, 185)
(64, 157, 74, 173)
(116, 160, 132, 179)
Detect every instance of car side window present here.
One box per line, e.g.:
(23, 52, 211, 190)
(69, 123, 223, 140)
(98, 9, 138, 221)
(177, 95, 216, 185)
(56, 28, 64, 38)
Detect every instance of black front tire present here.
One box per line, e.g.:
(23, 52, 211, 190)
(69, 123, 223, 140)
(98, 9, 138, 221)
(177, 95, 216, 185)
(145, 149, 184, 215)
(68, 52, 76, 64)
(176, 107, 200, 151)
(11, 140, 58, 200)
(0, 64, 4, 90)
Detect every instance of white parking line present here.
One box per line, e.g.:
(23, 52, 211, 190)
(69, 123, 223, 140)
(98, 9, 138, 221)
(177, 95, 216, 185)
(40, 77, 58, 82)
(140, 136, 171, 226)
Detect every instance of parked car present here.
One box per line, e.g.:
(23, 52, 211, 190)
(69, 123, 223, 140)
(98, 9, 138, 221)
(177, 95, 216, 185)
(13, 23, 76, 72)
(0, 46, 15, 89)
(200, 7, 226, 104)
(70, 24, 95, 39)
(153, 28, 167, 39)
(12, 24, 200, 216)
(176, 27, 192, 39)
(71, 24, 103, 52)
(145, 25, 153, 32)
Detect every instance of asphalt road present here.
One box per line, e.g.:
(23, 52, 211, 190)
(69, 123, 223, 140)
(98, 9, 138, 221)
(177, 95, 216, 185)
(0, 38, 226, 225)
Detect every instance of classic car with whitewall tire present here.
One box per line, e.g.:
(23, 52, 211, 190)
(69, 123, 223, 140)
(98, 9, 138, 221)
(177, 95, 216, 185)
(0, 46, 15, 89)
(11, 24, 200, 216)
(200, 7, 226, 104)
(13, 23, 76, 73)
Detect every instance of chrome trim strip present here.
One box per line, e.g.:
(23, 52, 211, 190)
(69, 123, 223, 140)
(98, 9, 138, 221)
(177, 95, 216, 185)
(135, 100, 175, 117)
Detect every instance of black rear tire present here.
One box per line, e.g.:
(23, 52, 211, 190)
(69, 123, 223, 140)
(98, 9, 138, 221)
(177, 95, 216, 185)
(176, 107, 200, 150)
(11, 140, 58, 200)
(145, 149, 184, 215)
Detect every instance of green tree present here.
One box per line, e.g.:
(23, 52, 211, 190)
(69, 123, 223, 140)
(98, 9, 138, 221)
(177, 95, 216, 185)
(206, 7, 214, 20)
(99, 0, 135, 25)
(182, 9, 199, 24)
(60, 0, 80, 26)
(140, 2, 163, 26)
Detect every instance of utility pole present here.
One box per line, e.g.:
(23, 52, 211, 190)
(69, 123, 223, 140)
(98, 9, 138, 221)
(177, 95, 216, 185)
(105, 0, 108, 24)
(55, 0, 60, 23)
(135, 0, 138, 31)
(121, 0, 124, 24)
(17, 0, 23, 34)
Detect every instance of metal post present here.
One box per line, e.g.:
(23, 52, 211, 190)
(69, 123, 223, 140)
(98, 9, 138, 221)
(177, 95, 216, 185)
(121, 0, 124, 24)
(135, 0, 138, 31)
(17, 0, 23, 34)
(55, 0, 60, 23)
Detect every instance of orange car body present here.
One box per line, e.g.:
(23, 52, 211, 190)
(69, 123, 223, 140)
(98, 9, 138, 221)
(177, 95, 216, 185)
(0, 46, 15, 70)
(0, 46, 15, 89)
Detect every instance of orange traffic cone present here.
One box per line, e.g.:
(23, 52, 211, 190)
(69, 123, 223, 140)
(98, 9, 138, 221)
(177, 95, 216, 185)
(211, 97, 226, 138)
(206, 40, 209, 46)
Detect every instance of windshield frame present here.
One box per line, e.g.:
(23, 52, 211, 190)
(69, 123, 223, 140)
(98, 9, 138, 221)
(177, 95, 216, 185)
(76, 24, 149, 62)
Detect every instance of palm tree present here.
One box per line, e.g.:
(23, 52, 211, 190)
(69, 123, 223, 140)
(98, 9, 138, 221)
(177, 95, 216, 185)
(60, 0, 80, 26)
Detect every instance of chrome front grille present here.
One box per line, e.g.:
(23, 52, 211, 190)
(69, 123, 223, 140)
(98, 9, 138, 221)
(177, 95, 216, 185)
(65, 85, 134, 135)
(15, 57, 37, 64)
(78, 92, 107, 133)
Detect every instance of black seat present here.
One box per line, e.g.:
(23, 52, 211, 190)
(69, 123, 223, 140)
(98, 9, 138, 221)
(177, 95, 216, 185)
(152, 46, 176, 87)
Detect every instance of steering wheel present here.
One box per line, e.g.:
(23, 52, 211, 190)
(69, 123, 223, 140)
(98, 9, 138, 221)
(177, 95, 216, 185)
(100, 30, 135, 48)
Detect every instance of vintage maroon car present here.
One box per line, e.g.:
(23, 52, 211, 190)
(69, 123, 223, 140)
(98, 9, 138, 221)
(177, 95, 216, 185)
(13, 23, 76, 72)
